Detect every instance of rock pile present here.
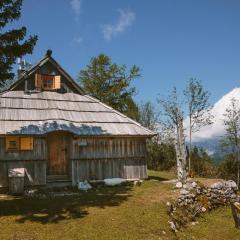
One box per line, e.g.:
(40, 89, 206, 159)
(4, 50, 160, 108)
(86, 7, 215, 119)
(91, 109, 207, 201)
(177, 180, 239, 211)
(167, 180, 239, 232)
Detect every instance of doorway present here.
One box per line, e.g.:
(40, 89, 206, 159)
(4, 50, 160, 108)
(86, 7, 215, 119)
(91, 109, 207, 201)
(47, 131, 71, 177)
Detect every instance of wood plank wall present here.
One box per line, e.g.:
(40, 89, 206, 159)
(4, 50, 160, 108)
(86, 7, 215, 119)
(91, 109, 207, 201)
(71, 137, 148, 184)
(0, 137, 47, 187)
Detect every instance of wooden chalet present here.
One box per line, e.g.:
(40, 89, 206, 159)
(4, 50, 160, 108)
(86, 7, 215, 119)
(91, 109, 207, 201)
(0, 51, 155, 188)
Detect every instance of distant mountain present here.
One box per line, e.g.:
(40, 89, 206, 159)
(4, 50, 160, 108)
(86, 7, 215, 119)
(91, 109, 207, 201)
(188, 87, 240, 161)
(192, 138, 223, 163)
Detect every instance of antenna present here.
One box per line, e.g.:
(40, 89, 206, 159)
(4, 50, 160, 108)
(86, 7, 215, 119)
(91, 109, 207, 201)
(17, 57, 32, 71)
(17, 57, 32, 79)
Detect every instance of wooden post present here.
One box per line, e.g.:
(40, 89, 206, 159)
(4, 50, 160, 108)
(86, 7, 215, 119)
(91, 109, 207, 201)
(231, 202, 240, 228)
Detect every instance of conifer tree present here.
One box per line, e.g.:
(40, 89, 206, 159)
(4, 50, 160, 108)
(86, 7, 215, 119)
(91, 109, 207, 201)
(79, 54, 140, 120)
(0, 0, 37, 84)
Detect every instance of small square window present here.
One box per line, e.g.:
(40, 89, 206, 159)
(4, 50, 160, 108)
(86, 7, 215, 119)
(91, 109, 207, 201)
(9, 141, 18, 149)
(20, 137, 33, 150)
(6, 137, 19, 151)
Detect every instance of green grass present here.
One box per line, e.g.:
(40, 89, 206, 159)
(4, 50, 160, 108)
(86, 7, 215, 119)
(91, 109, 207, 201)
(0, 170, 239, 240)
(178, 207, 240, 240)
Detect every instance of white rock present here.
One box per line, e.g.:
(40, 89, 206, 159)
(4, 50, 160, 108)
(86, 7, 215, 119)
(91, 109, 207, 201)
(192, 182, 198, 188)
(191, 221, 199, 225)
(211, 182, 224, 189)
(180, 189, 189, 195)
(78, 180, 92, 191)
(201, 207, 207, 212)
(225, 180, 238, 190)
(166, 201, 171, 206)
(176, 182, 183, 188)
(168, 221, 178, 232)
(104, 178, 126, 186)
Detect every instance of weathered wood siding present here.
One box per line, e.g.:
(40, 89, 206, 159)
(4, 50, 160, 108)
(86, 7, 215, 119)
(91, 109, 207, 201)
(0, 137, 47, 160)
(71, 137, 147, 184)
(0, 137, 47, 187)
(0, 136, 148, 187)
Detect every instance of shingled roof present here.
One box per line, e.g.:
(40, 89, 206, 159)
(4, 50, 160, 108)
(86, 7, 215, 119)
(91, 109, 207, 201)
(0, 90, 155, 136)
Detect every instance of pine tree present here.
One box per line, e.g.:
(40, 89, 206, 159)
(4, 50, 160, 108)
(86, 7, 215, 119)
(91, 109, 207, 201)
(0, 0, 38, 84)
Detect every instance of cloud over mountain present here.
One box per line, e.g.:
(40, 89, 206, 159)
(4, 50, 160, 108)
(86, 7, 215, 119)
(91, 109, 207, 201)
(190, 87, 240, 142)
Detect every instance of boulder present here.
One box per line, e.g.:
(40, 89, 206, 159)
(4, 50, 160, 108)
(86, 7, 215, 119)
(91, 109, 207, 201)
(225, 180, 238, 190)
(211, 181, 224, 189)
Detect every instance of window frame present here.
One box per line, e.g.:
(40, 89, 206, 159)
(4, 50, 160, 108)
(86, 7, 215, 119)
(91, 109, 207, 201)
(42, 74, 55, 90)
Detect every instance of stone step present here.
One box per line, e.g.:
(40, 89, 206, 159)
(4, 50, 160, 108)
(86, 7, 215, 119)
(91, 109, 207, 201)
(47, 175, 70, 182)
(46, 180, 72, 188)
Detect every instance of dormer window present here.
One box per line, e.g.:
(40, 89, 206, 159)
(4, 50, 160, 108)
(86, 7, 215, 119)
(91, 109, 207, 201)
(35, 74, 61, 91)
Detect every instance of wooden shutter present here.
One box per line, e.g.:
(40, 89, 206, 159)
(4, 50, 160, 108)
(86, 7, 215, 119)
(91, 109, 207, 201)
(6, 137, 20, 151)
(35, 74, 42, 90)
(20, 137, 33, 150)
(54, 75, 61, 89)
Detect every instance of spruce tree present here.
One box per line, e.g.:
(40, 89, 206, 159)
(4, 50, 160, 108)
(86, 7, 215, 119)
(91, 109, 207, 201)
(0, 0, 37, 84)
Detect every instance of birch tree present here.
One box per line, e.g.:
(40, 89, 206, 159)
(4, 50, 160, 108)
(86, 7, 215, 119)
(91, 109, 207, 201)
(183, 79, 213, 173)
(138, 101, 158, 131)
(158, 88, 187, 182)
(222, 98, 240, 186)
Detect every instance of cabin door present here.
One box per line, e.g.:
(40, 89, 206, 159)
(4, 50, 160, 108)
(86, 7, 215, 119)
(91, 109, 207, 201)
(47, 132, 71, 176)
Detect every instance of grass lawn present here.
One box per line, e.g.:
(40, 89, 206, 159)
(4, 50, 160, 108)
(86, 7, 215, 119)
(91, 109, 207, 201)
(0, 170, 239, 240)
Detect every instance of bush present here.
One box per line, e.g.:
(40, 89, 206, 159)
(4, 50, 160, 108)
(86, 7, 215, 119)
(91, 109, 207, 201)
(218, 154, 238, 182)
(147, 140, 176, 171)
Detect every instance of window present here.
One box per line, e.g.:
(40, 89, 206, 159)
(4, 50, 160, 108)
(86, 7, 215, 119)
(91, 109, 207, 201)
(20, 137, 33, 150)
(42, 75, 54, 89)
(6, 137, 19, 151)
(6, 136, 33, 151)
(35, 74, 61, 90)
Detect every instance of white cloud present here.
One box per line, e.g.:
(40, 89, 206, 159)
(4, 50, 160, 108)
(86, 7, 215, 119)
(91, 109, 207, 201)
(184, 87, 240, 142)
(102, 8, 135, 41)
(70, 0, 81, 22)
(73, 36, 83, 44)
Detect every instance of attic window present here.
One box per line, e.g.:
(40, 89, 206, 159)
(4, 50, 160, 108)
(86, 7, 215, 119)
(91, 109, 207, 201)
(35, 74, 61, 90)
(42, 75, 54, 89)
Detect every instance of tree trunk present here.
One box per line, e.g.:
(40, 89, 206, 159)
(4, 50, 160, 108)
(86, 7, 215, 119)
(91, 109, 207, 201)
(237, 149, 240, 187)
(189, 112, 192, 174)
(175, 117, 187, 183)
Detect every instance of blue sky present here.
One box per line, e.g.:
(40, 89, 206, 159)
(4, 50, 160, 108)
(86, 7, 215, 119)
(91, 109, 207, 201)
(9, 0, 240, 105)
